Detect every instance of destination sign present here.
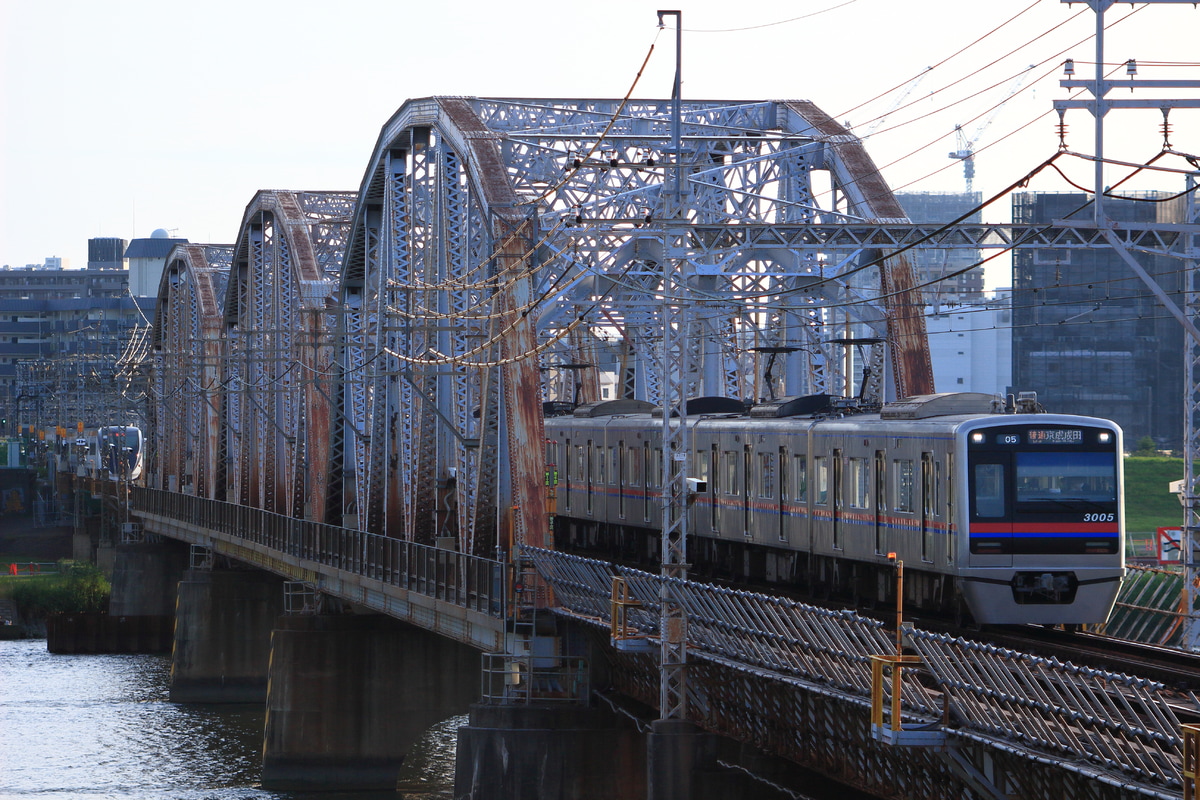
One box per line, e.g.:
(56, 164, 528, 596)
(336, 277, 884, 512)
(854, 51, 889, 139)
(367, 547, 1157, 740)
(1026, 429, 1083, 445)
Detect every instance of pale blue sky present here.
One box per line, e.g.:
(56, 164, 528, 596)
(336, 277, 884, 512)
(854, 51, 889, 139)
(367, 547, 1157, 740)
(2, 0, 1196, 274)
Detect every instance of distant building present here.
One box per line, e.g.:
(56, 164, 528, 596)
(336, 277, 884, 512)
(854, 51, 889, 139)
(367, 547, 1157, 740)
(896, 191, 985, 303)
(88, 237, 128, 270)
(927, 293, 1012, 396)
(125, 229, 187, 297)
(1010, 192, 1185, 449)
(0, 231, 181, 433)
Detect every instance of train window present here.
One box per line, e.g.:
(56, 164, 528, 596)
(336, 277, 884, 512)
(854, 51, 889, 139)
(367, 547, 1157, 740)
(1014, 451, 1116, 503)
(610, 447, 619, 486)
(724, 451, 740, 496)
(564, 440, 572, 512)
(627, 445, 641, 487)
(594, 446, 606, 485)
(759, 453, 776, 499)
(779, 449, 789, 502)
(650, 448, 662, 489)
(934, 460, 942, 516)
(848, 458, 869, 509)
(695, 450, 708, 486)
(793, 455, 807, 502)
(575, 446, 586, 483)
(710, 445, 719, 531)
(973, 463, 1006, 518)
(814, 457, 828, 504)
(895, 460, 915, 512)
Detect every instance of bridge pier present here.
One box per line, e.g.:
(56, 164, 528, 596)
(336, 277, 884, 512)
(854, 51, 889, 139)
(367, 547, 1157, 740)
(169, 568, 283, 703)
(262, 613, 481, 791)
(108, 540, 189, 616)
(454, 703, 646, 800)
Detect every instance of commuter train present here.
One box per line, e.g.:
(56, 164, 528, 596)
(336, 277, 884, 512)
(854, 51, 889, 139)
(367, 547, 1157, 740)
(546, 392, 1124, 626)
(93, 426, 144, 481)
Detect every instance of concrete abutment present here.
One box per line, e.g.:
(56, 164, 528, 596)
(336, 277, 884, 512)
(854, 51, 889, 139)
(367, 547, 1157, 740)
(261, 613, 481, 791)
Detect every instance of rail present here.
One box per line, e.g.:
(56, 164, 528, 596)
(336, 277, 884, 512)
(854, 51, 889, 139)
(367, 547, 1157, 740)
(133, 487, 506, 619)
(523, 545, 1187, 794)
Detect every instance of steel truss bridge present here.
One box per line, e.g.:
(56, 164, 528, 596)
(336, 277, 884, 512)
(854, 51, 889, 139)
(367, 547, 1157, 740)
(131, 487, 1192, 799)
(137, 96, 1200, 798)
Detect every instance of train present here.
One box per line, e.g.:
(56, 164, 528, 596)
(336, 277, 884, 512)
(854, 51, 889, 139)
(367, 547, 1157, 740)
(545, 392, 1124, 626)
(92, 426, 144, 482)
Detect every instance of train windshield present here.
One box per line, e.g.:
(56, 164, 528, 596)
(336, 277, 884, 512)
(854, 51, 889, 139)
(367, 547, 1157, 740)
(1014, 451, 1116, 505)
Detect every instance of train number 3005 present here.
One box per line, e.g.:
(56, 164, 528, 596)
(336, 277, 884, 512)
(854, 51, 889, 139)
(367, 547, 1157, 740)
(1084, 513, 1115, 522)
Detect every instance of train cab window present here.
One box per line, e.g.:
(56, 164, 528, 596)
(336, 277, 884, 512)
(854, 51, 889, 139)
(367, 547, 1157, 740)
(793, 455, 807, 502)
(759, 453, 776, 499)
(813, 457, 828, 504)
(848, 458, 869, 509)
(694, 451, 708, 487)
(724, 451, 740, 496)
(894, 460, 915, 512)
(973, 463, 1006, 518)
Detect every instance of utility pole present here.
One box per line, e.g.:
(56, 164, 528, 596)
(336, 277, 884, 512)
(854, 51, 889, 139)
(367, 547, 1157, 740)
(1054, 0, 1200, 648)
(656, 6, 689, 724)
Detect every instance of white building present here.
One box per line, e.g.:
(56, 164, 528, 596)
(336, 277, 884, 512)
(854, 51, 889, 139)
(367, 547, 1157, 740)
(925, 293, 1012, 397)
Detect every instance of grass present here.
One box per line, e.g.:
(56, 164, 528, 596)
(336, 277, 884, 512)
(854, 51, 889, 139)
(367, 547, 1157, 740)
(1123, 456, 1190, 534)
(1, 562, 110, 619)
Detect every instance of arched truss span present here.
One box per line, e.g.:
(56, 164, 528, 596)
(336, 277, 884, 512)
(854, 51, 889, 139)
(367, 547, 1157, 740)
(330, 97, 931, 557)
(221, 190, 356, 520)
(152, 244, 233, 498)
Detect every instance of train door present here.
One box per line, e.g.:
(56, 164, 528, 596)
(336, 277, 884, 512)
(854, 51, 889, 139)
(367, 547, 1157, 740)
(967, 451, 1012, 568)
(874, 450, 886, 555)
(586, 440, 594, 516)
(778, 446, 789, 544)
(710, 444, 720, 534)
(831, 449, 843, 550)
(921, 452, 934, 563)
(743, 445, 753, 537)
(564, 438, 572, 513)
(617, 440, 626, 520)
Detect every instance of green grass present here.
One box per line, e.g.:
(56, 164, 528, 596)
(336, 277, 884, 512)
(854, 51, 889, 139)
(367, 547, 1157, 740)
(1123, 456, 1190, 534)
(2, 562, 110, 618)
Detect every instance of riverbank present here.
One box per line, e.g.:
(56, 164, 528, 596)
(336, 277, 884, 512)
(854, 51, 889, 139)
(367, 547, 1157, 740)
(0, 514, 78, 636)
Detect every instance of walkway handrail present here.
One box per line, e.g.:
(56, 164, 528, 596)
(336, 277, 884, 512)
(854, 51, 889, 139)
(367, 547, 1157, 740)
(133, 487, 507, 619)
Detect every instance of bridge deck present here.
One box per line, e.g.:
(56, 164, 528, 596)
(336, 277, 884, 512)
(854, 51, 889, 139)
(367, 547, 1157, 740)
(132, 488, 507, 652)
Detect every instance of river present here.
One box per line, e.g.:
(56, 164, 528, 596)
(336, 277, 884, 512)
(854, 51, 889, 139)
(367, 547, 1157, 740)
(0, 639, 459, 800)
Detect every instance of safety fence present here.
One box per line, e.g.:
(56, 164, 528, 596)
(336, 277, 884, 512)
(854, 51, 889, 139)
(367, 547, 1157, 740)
(1093, 563, 1186, 646)
(133, 487, 506, 618)
(523, 545, 1186, 794)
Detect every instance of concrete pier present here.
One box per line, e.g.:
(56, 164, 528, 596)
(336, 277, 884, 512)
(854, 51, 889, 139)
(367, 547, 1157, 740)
(169, 568, 283, 703)
(108, 541, 188, 617)
(262, 613, 481, 791)
(454, 703, 647, 800)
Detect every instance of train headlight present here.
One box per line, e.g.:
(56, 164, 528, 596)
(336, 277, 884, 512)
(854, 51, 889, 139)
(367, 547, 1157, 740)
(971, 432, 985, 444)
(1098, 432, 1111, 444)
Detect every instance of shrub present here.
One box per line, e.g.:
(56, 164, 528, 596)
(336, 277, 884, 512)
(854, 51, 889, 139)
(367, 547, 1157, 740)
(10, 562, 110, 619)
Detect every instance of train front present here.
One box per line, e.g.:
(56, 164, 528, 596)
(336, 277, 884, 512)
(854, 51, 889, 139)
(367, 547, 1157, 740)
(959, 415, 1124, 625)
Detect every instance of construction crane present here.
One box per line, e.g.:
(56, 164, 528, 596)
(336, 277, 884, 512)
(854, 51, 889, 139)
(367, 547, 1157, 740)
(860, 66, 934, 138)
(949, 65, 1036, 193)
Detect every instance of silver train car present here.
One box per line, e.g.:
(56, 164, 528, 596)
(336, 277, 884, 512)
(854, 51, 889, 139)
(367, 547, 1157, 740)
(546, 392, 1124, 626)
(94, 426, 144, 482)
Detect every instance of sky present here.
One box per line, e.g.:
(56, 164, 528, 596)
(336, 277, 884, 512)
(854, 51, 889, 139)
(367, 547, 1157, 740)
(2, 0, 1197, 287)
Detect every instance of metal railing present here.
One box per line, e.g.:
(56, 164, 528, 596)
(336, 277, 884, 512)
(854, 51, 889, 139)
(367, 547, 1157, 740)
(523, 545, 1187, 793)
(133, 487, 506, 619)
(1092, 563, 1186, 646)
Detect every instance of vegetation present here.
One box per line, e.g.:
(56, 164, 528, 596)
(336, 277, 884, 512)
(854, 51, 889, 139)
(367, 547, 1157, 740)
(1123, 456, 1188, 535)
(2, 562, 110, 620)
